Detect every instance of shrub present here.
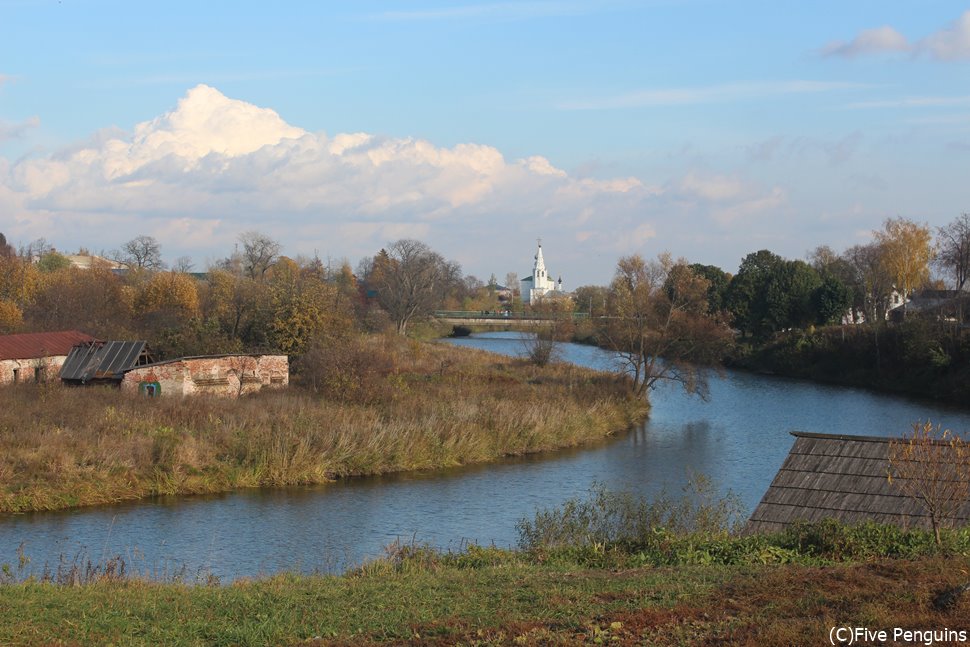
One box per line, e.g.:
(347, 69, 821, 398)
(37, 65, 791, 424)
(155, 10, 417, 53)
(778, 519, 970, 560)
(516, 478, 745, 552)
(517, 483, 970, 568)
(295, 332, 396, 403)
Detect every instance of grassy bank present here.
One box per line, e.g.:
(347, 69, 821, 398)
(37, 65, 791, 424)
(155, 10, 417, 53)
(2, 535, 968, 645)
(0, 337, 647, 513)
(3, 486, 969, 645)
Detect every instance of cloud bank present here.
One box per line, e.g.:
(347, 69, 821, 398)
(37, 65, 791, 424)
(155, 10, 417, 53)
(1, 84, 785, 281)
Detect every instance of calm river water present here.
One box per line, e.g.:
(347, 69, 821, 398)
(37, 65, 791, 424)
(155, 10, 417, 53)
(3, 331, 970, 581)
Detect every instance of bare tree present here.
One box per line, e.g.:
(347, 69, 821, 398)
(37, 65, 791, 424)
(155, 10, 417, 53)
(117, 235, 165, 271)
(936, 213, 970, 292)
(18, 238, 52, 262)
(239, 231, 281, 281)
(226, 355, 259, 397)
(521, 298, 574, 366)
(603, 254, 731, 400)
(367, 239, 459, 335)
(523, 326, 561, 366)
(172, 255, 195, 273)
(842, 242, 894, 323)
(505, 272, 518, 294)
(888, 421, 970, 545)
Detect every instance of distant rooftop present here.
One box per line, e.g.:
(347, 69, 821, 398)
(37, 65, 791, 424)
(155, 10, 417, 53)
(65, 254, 126, 271)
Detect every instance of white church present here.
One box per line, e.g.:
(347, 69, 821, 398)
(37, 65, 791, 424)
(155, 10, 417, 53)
(520, 241, 564, 305)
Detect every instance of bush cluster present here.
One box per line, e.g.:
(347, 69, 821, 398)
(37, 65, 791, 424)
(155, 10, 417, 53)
(514, 485, 970, 569)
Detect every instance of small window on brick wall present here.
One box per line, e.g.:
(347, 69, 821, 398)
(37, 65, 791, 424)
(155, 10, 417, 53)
(11, 368, 19, 383)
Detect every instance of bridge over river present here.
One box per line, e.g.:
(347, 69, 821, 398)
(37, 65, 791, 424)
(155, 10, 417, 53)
(434, 310, 590, 327)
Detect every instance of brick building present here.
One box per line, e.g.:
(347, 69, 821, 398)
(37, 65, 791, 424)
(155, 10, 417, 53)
(121, 354, 289, 398)
(0, 330, 96, 385)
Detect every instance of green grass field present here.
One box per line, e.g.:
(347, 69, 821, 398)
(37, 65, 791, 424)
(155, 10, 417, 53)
(1, 549, 967, 646)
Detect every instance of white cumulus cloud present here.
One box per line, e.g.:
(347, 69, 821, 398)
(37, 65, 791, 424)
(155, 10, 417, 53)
(0, 84, 669, 275)
(0, 84, 799, 281)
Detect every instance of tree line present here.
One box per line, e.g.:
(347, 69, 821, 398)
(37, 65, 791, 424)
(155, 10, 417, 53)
(1, 213, 967, 399)
(0, 233, 510, 359)
(575, 215, 969, 339)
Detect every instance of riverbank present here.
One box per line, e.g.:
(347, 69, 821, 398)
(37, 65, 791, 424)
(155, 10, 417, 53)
(4, 482, 969, 645)
(0, 337, 647, 514)
(2, 545, 966, 645)
(726, 322, 970, 406)
(562, 315, 970, 408)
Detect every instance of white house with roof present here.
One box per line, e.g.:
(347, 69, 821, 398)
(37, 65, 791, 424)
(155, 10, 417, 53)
(520, 242, 563, 305)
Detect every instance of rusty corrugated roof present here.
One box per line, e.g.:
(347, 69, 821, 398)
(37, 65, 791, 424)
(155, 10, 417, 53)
(0, 331, 97, 361)
(59, 340, 154, 382)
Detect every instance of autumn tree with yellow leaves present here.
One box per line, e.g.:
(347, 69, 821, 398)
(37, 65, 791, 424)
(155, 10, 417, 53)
(874, 217, 934, 313)
(267, 257, 354, 355)
(24, 266, 134, 338)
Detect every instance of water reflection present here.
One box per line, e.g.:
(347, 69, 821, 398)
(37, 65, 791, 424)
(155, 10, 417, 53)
(2, 331, 970, 581)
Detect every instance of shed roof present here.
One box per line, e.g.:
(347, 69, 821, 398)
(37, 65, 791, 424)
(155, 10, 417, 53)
(59, 340, 154, 382)
(0, 330, 97, 361)
(746, 431, 970, 534)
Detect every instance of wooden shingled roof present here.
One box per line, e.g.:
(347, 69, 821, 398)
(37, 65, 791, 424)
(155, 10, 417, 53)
(746, 431, 970, 534)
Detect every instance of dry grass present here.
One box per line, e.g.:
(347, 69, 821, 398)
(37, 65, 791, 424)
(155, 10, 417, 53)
(0, 337, 646, 513)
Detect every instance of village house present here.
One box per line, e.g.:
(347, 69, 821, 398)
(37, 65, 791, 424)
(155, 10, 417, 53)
(120, 354, 289, 398)
(888, 287, 970, 323)
(0, 330, 97, 385)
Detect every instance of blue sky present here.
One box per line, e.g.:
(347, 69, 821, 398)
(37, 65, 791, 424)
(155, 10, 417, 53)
(1, 1, 969, 286)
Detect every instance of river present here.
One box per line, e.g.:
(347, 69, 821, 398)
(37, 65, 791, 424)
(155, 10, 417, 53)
(2, 331, 969, 581)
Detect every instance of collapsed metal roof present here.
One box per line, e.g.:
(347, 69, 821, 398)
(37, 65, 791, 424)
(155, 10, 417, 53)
(59, 341, 154, 383)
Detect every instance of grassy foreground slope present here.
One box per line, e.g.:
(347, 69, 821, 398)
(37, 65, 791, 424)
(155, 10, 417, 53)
(0, 338, 646, 513)
(1, 553, 967, 646)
